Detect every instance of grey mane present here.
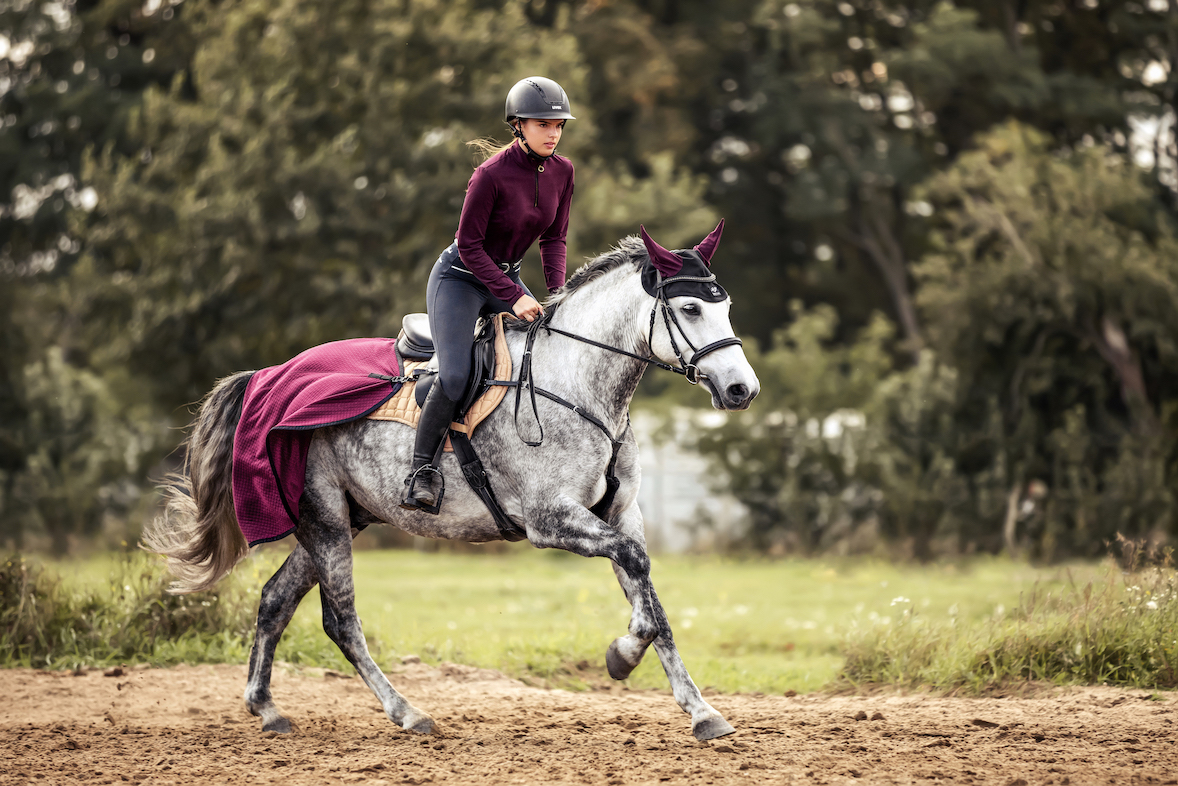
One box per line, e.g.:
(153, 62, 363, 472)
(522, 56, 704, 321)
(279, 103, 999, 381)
(551, 235, 646, 305)
(502, 236, 647, 332)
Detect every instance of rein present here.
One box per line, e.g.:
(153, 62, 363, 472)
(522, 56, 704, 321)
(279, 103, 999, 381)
(507, 269, 744, 449)
(474, 264, 744, 524)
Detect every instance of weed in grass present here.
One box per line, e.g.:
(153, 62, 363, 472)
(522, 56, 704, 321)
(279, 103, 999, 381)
(839, 550, 1178, 693)
(0, 552, 361, 672)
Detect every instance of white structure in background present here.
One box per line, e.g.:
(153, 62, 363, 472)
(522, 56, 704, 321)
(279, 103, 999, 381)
(631, 409, 747, 553)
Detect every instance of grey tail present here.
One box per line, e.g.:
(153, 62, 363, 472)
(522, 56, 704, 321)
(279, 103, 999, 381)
(141, 370, 256, 594)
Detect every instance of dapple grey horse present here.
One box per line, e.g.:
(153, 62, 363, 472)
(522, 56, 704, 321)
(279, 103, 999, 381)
(143, 226, 759, 741)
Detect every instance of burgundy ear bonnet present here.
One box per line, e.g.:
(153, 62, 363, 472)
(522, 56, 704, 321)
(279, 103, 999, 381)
(639, 220, 728, 302)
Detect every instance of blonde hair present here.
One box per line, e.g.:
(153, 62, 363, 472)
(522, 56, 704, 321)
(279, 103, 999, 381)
(466, 137, 516, 161)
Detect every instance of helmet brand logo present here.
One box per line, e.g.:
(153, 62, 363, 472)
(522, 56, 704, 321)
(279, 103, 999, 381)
(710, 285, 721, 296)
(552, 104, 563, 109)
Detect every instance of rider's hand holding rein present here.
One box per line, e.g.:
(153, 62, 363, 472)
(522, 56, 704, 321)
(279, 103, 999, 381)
(513, 294, 544, 322)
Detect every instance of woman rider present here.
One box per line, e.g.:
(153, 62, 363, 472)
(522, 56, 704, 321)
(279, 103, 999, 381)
(401, 76, 576, 512)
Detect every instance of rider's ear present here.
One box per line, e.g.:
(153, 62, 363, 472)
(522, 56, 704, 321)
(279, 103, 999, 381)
(693, 219, 725, 267)
(640, 225, 684, 277)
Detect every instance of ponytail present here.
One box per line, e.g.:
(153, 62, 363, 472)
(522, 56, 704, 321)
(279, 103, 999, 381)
(467, 137, 515, 162)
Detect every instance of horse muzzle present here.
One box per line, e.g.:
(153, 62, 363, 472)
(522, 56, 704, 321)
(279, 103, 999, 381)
(701, 375, 759, 411)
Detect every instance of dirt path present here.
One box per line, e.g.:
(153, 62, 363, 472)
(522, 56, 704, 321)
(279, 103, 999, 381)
(1, 662, 1174, 786)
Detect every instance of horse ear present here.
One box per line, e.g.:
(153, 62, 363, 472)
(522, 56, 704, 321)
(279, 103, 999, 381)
(693, 219, 725, 267)
(640, 225, 684, 277)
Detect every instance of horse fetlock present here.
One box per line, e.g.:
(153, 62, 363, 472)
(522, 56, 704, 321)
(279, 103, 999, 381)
(246, 698, 293, 734)
(691, 709, 736, 741)
(628, 616, 659, 643)
(606, 634, 647, 680)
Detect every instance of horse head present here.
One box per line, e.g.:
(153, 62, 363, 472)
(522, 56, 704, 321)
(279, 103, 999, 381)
(639, 221, 760, 411)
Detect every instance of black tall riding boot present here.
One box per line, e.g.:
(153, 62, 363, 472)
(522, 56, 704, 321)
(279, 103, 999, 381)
(400, 382, 460, 514)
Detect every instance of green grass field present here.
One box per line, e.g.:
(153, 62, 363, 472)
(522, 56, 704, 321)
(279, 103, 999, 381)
(338, 548, 1101, 694)
(16, 546, 1125, 694)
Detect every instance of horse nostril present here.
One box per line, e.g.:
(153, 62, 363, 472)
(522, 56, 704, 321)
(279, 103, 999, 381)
(727, 383, 748, 402)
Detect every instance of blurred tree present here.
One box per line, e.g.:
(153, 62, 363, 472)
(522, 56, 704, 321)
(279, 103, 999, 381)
(693, 304, 896, 552)
(0, 0, 200, 551)
(916, 121, 1178, 557)
(697, 1, 1053, 354)
(5, 347, 169, 554)
(692, 122, 1178, 560)
(1, 0, 199, 279)
(0, 280, 30, 548)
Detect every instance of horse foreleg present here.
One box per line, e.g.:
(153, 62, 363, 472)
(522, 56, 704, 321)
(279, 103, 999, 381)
(646, 588, 736, 741)
(244, 544, 319, 732)
(528, 497, 734, 740)
(296, 484, 435, 735)
(606, 504, 735, 741)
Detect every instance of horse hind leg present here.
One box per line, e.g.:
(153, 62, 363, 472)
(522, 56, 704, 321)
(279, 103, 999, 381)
(296, 483, 435, 735)
(244, 544, 319, 733)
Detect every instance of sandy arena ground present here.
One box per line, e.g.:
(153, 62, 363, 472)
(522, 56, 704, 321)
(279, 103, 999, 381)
(0, 661, 1175, 785)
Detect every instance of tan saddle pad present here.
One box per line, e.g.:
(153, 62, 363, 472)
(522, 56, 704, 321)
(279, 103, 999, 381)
(367, 312, 513, 452)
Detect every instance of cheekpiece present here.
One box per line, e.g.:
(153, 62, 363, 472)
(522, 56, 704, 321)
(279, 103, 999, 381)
(639, 220, 728, 303)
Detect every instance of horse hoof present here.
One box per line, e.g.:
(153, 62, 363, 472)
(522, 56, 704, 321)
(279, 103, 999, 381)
(606, 638, 639, 681)
(262, 717, 293, 734)
(692, 715, 736, 741)
(403, 712, 436, 735)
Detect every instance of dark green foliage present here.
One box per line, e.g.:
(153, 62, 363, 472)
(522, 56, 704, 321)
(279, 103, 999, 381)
(695, 121, 1178, 559)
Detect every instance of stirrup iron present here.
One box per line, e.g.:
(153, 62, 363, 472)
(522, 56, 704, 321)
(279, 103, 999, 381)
(400, 464, 445, 515)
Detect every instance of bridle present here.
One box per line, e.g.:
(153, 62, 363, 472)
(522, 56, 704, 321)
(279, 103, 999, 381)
(509, 267, 744, 448)
(644, 268, 744, 385)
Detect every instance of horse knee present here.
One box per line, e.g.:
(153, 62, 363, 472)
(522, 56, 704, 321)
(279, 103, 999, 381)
(615, 543, 650, 579)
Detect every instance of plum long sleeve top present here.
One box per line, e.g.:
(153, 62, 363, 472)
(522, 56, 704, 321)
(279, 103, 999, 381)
(455, 142, 574, 303)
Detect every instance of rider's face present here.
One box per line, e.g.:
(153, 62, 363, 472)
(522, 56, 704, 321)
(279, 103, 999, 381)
(516, 118, 565, 156)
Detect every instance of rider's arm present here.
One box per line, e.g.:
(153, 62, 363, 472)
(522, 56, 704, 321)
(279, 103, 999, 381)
(538, 162, 574, 295)
(456, 166, 527, 305)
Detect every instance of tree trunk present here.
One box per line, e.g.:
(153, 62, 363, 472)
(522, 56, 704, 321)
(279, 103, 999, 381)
(1003, 482, 1021, 558)
(1088, 316, 1159, 435)
(848, 209, 924, 362)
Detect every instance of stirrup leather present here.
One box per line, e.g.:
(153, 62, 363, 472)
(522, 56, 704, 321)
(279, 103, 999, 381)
(400, 464, 445, 515)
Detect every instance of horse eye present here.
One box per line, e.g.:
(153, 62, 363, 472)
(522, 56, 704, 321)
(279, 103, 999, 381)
(683, 304, 701, 316)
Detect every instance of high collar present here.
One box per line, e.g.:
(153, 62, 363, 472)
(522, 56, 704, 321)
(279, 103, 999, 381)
(506, 139, 553, 169)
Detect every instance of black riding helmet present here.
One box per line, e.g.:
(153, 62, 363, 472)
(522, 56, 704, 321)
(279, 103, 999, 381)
(504, 76, 576, 123)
